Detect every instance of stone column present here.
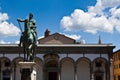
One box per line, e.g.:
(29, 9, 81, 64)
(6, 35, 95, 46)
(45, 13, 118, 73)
(14, 62, 16, 80)
(18, 62, 36, 80)
(58, 64, 61, 80)
(0, 61, 1, 80)
(110, 59, 113, 80)
(90, 63, 94, 80)
(74, 65, 77, 80)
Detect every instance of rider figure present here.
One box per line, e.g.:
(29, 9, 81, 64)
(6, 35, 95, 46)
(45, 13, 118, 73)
(17, 13, 37, 46)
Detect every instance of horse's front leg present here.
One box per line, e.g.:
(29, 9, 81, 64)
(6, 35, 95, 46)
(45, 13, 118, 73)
(27, 47, 30, 61)
(23, 46, 27, 61)
(27, 44, 33, 61)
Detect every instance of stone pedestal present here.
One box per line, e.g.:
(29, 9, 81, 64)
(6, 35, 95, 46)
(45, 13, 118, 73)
(91, 73, 94, 80)
(19, 62, 36, 80)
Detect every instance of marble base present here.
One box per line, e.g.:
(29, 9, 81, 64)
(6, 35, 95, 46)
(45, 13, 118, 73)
(19, 62, 35, 68)
(18, 62, 36, 80)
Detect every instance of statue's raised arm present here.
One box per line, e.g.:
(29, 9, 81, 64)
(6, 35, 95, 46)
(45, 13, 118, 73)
(17, 18, 26, 22)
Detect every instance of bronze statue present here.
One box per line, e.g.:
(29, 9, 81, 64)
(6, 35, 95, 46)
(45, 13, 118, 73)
(17, 13, 37, 61)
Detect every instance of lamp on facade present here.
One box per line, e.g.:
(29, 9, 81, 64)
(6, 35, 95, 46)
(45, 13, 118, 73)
(91, 73, 94, 80)
(110, 58, 113, 64)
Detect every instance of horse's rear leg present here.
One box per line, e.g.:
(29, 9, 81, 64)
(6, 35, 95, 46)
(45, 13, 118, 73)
(23, 48, 27, 61)
(26, 48, 30, 61)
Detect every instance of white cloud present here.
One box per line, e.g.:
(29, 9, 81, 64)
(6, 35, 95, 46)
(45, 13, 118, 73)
(63, 33, 86, 44)
(0, 40, 11, 44)
(109, 7, 120, 32)
(61, 9, 113, 34)
(102, 0, 120, 8)
(88, 0, 103, 15)
(110, 7, 120, 18)
(0, 12, 20, 37)
(60, 0, 120, 34)
(0, 40, 20, 44)
(62, 33, 81, 41)
(0, 13, 8, 21)
(15, 41, 19, 44)
(38, 36, 44, 39)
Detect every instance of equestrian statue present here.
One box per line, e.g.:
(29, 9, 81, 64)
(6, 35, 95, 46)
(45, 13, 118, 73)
(17, 13, 37, 61)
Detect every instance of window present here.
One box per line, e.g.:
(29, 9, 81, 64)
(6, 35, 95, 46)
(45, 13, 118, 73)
(116, 54, 118, 61)
(96, 62, 102, 67)
(2, 69, 10, 80)
(114, 75, 116, 80)
(95, 76, 102, 80)
(48, 72, 58, 80)
(118, 54, 120, 60)
(5, 62, 10, 67)
(113, 55, 115, 61)
(119, 64, 120, 68)
(118, 75, 120, 80)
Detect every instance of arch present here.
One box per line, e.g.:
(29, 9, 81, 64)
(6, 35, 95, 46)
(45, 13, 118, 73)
(44, 53, 59, 65)
(12, 57, 24, 63)
(34, 57, 43, 80)
(0, 57, 11, 80)
(34, 57, 43, 65)
(0, 57, 11, 68)
(12, 57, 24, 80)
(43, 53, 59, 80)
(76, 57, 91, 80)
(76, 57, 91, 64)
(92, 57, 108, 80)
(0, 57, 11, 61)
(60, 57, 75, 65)
(46, 60, 58, 67)
(92, 57, 107, 63)
(60, 57, 75, 80)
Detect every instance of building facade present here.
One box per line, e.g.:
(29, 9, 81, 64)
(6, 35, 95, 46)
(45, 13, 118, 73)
(0, 30, 115, 80)
(113, 49, 120, 80)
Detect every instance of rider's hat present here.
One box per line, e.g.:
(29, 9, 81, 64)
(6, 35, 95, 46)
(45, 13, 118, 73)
(29, 13, 33, 17)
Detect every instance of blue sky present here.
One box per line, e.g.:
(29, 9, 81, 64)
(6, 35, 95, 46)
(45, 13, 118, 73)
(0, 0, 120, 51)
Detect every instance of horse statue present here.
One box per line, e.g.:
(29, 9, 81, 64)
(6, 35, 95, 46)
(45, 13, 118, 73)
(17, 13, 37, 61)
